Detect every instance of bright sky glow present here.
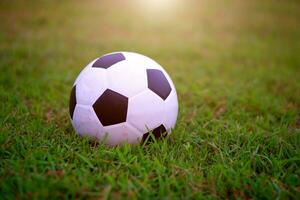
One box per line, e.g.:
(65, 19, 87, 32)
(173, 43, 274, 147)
(134, 0, 183, 19)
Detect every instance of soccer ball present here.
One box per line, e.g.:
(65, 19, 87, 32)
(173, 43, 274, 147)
(69, 52, 178, 146)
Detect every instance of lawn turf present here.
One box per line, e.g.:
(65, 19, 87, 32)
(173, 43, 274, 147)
(0, 0, 300, 199)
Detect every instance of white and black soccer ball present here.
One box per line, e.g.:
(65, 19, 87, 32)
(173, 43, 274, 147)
(69, 52, 178, 146)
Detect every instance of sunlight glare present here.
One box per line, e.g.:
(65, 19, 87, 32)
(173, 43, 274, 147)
(134, 0, 183, 19)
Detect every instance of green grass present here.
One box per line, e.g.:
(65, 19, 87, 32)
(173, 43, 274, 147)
(1, 0, 300, 199)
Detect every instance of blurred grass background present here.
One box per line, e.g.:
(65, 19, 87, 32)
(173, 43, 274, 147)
(0, 0, 300, 199)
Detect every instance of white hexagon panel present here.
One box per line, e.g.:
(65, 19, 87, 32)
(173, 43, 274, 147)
(127, 90, 165, 133)
(106, 60, 148, 98)
(75, 68, 108, 106)
(103, 123, 142, 146)
(72, 104, 104, 138)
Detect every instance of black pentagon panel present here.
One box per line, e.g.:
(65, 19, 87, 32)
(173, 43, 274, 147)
(93, 89, 128, 126)
(92, 53, 125, 69)
(69, 85, 76, 119)
(141, 124, 167, 144)
(147, 69, 171, 100)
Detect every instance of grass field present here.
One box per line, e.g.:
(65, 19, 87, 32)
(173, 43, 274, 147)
(1, 0, 300, 199)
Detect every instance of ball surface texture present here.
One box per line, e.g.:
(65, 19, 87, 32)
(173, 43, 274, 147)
(69, 52, 178, 146)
